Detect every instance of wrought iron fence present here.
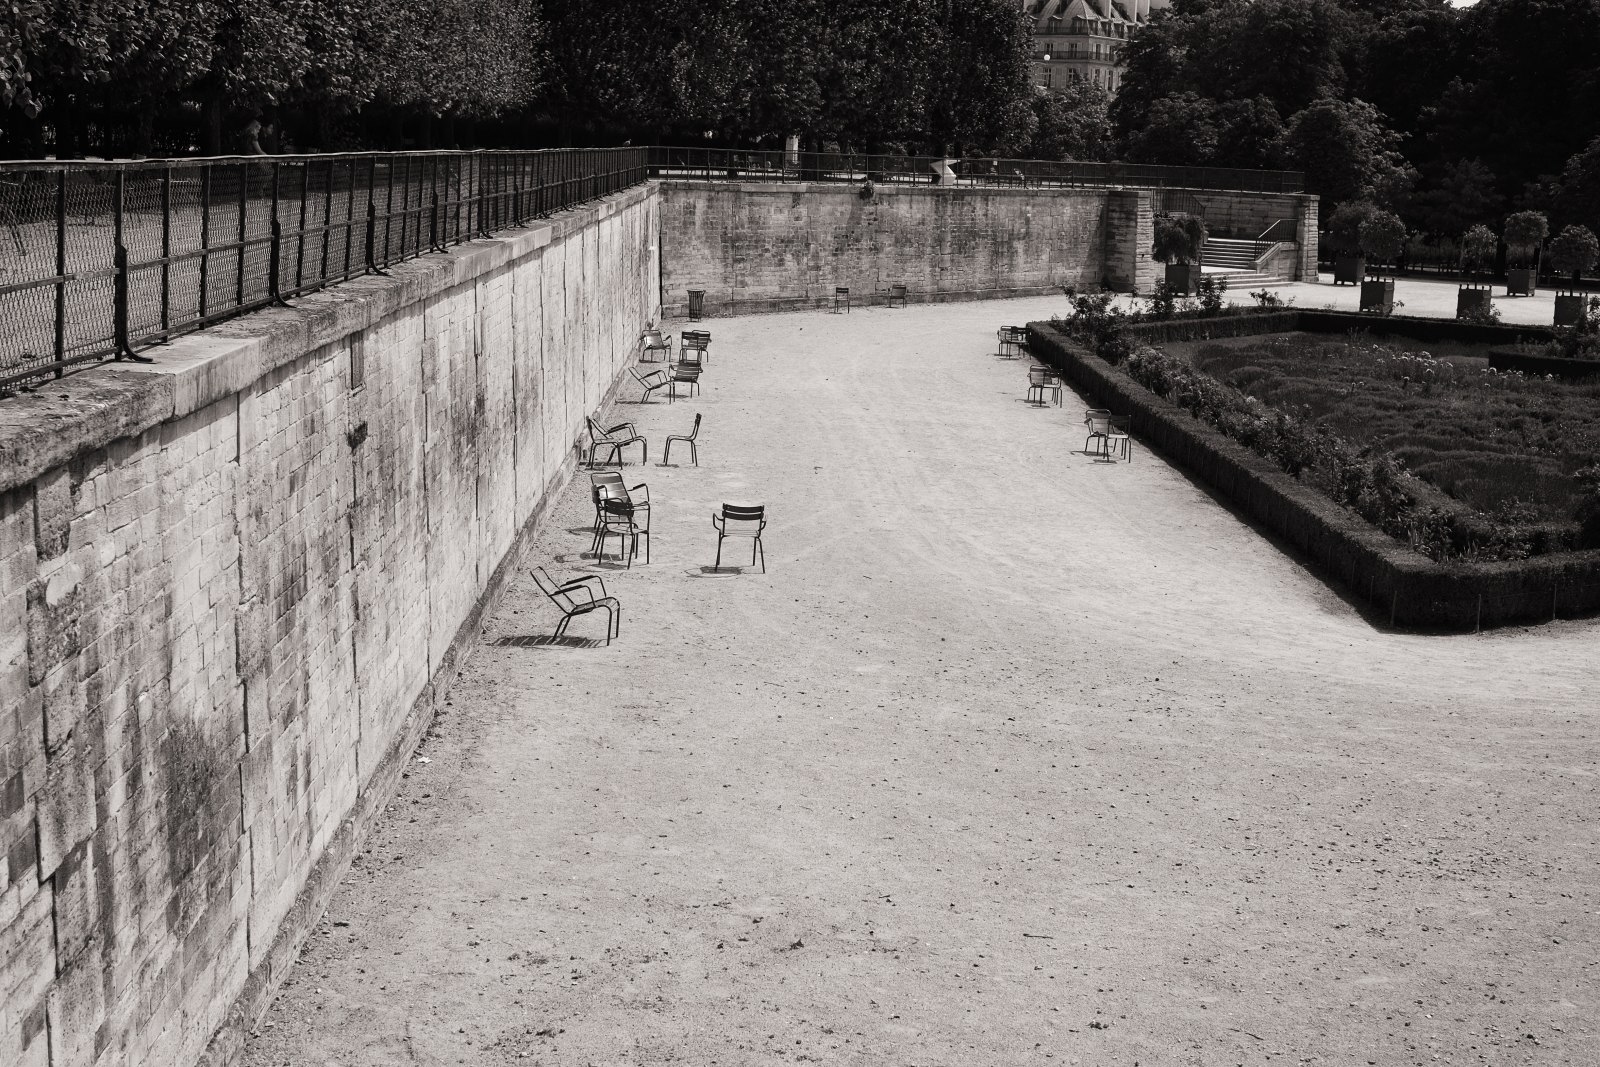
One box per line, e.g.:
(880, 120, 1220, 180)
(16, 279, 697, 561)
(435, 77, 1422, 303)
(0, 144, 1302, 393)
(645, 146, 1305, 194)
(0, 148, 648, 392)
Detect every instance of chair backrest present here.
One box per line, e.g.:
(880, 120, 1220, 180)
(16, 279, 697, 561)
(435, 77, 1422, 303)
(684, 412, 702, 439)
(586, 416, 608, 441)
(681, 329, 710, 347)
(835, 287, 849, 296)
(1085, 411, 1112, 435)
(720, 503, 765, 525)
(531, 567, 576, 610)
(642, 329, 668, 346)
(1109, 414, 1130, 433)
(1028, 366, 1050, 384)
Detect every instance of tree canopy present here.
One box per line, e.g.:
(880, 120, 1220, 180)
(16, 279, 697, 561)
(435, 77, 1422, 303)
(1111, 0, 1600, 237)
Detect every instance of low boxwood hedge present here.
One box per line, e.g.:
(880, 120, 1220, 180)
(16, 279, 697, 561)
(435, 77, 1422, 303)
(1027, 320, 1600, 630)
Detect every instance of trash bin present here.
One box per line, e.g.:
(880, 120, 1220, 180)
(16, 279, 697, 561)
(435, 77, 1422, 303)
(687, 289, 706, 321)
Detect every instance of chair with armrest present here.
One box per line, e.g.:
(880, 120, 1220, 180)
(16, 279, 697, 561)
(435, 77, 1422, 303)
(1083, 408, 1112, 458)
(585, 417, 647, 467)
(629, 366, 671, 402)
(531, 567, 620, 644)
(640, 328, 672, 362)
(589, 472, 650, 563)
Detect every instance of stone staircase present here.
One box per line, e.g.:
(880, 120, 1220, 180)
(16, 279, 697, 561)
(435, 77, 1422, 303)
(1200, 236, 1285, 289)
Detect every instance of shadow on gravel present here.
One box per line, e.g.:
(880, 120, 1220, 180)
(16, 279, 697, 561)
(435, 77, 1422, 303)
(492, 635, 606, 649)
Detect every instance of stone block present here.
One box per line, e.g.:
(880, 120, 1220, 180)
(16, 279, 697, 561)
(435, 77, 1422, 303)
(36, 736, 95, 878)
(25, 559, 83, 687)
(31, 469, 72, 561)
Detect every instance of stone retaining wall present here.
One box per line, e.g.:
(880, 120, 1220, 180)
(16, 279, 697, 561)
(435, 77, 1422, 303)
(0, 183, 659, 1067)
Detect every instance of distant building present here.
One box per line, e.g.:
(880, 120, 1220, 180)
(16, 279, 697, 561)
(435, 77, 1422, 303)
(1025, 0, 1169, 93)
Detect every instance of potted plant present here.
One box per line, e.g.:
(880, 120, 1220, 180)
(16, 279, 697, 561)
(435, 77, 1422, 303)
(1328, 201, 1377, 286)
(1548, 224, 1598, 325)
(1503, 210, 1548, 296)
(1152, 213, 1207, 295)
(1357, 210, 1406, 314)
(1456, 222, 1497, 320)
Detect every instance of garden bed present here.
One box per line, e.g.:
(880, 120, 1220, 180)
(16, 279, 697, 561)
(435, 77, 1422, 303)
(1028, 311, 1600, 630)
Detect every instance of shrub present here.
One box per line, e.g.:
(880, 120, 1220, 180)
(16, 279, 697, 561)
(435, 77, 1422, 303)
(1460, 223, 1498, 277)
(1196, 274, 1227, 315)
(1327, 201, 1378, 257)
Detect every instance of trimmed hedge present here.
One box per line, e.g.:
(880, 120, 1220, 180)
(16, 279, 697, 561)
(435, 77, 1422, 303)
(1487, 349, 1600, 380)
(1027, 320, 1600, 630)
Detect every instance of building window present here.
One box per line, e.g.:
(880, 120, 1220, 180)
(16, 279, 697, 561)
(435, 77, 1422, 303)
(1044, 67, 1053, 87)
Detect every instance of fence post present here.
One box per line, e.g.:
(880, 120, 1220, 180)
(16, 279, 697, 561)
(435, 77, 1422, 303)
(364, 196, 385, 276)
(53, 170, 66, 376)
(268, 162, 289, 306)
(160, 167, 172, 338)
(111, 246, 151, 364)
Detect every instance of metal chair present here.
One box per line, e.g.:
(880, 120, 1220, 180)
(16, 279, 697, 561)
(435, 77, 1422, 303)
(1026, 366, 1061, 407)
(531, 567, 620, 644)
(664, 413, 702, 466)
(589, 473, 651, 559)
(996, 326, 1027, 359)
(629, 366, 671, 402)
(712, 504, 766, 573)
(585, 417, 647, 467)
(832, 287, 850, 314)
(887, 283, 908, 308)
(1106, 415, 1133, 461)
(640, 328, 672, 362)
(1083, 409, 1113, 458)
(679, 329, 710, 363)
(669, 361, 701, 400)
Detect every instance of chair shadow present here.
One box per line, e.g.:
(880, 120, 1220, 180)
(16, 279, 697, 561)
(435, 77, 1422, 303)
(493, 634, 605, 649)
(691, 565, 747, 577)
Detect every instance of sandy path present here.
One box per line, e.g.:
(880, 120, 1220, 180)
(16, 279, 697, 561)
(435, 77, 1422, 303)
(243, 295, 1598, 1067)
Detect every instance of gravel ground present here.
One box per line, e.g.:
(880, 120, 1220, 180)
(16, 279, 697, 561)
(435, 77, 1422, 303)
(242, 293, 1598, 1067)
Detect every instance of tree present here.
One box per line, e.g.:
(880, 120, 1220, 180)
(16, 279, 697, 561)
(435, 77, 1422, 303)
(929, 0, 1035, 155)
(1123, 91, 1219, 165)
(1280, 96, 1413, 210)
(1553, 135, 1600, 236)
(1408, 158, 1502, 238)
(1027, 81, 1112, 162)
(1214, 96, 1286, 171)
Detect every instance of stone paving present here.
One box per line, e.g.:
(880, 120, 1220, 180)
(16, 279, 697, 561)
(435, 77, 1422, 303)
(242, 291, 1597, 1067)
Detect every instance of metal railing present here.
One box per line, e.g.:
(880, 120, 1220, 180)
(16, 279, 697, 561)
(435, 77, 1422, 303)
(0, 147, 648, 392)
(0, 144, 1301, 393)
(646, 146, 1305, 195)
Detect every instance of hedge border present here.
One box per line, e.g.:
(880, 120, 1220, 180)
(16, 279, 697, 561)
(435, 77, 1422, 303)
(1027, 319, 1600, 631)
(1488, 349, 1600, 381)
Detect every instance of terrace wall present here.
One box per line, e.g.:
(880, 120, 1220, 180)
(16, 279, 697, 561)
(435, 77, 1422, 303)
(659, 181, 1317, 315)
(0, 183, 659, 1067)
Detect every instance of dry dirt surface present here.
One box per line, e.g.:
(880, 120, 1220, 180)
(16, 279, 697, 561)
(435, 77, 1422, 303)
(242, 295, 1598, 1067)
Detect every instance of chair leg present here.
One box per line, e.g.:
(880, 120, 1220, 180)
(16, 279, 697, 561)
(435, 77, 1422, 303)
(555, 614, 570, 640)
(663, 438, 673, 464)
(714, 534, 723, 572)
(689, 440, 698, 466)
(756, 536, 765, 573)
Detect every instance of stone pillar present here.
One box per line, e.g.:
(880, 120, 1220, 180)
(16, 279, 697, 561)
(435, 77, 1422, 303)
(1104, 189, 1154, 293)
(1296, 195, 1320, 282)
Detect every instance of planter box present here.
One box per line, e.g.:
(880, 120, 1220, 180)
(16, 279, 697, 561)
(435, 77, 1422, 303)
(1555, 294, 1587, 327)
(1359, 279, 1395, 314)
(1507, 267, 1537, 296)
(1334, 255, 1365, 286)
(1456, 287, 1493, 320)
(1164, 262, 1198, 295)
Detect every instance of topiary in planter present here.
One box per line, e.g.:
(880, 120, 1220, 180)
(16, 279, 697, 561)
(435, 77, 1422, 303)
(1153, 213, 1207, 295)
(1503, 210, 1549, 296)
(1327, 201, 1377, 285)
(1549, 224, 1599, 325)
(1357, 210, 1406, 314)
